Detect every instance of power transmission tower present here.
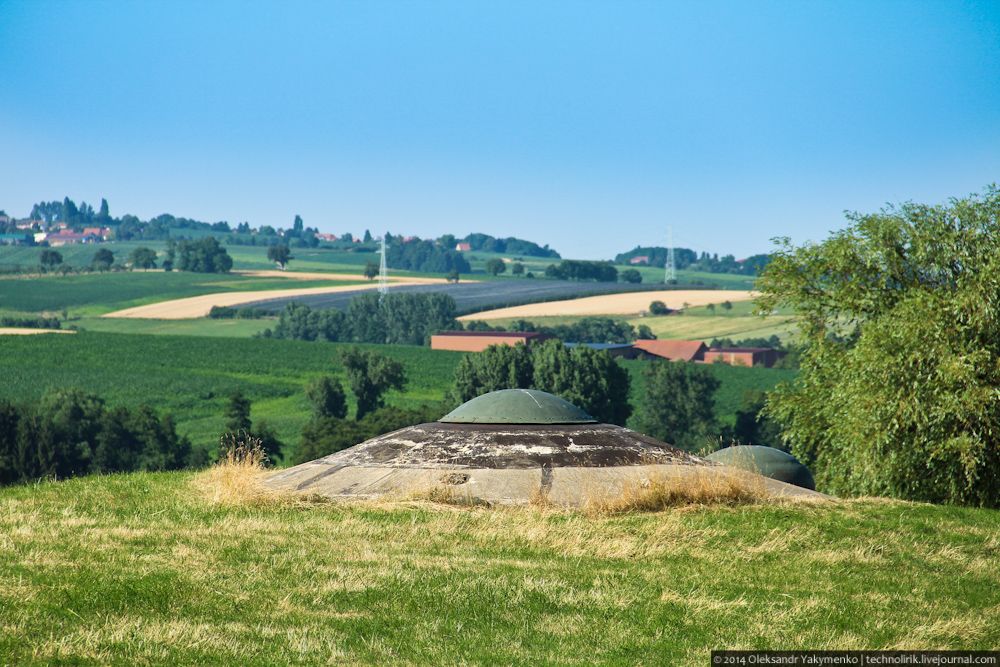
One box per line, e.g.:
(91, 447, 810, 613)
(665, 226, 676, 284)
(378, 233, 389, 300)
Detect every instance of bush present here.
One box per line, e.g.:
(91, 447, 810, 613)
(649, 300, 671, 316)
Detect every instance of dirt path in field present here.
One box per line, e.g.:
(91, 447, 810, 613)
(459, 290, 756, 320)
(102, 280, 448, 319)
(0, 328, 75, 335)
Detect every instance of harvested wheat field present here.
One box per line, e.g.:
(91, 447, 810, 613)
(459, 289, 755, 320)
(0, 469, 997, 664)
(102, 279, 443, 319)
(0, 327, 75, 335)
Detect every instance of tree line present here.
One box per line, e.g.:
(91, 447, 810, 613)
(465, 317, 655, 344)
(0, 389, 198, 486)
(261, 293, 461, 345)
(614, 246, 773, 276)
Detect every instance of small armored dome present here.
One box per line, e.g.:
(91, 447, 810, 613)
(706, 445, 816, 490)
(440, 389, 597, 424)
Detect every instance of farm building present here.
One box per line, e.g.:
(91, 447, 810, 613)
(455, 242, 472, 251)
(430, 330, 552, 352)
(628, 255, 650, 265)
(633, 339, 708, 362)
(703, 347, 784, 367)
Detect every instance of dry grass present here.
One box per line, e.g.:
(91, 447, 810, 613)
(194, 431, 325, 508)
(458, 289, 755, 320)
(582, 467, 769, 515)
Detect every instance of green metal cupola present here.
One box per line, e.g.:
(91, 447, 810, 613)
(439, 389, 597, 425)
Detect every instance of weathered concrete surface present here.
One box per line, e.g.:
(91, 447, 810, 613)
(266, 421, 828, 506)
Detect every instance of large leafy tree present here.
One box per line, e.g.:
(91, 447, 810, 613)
(267, 243, 292, 269)
(339, 348, 407, 420)
(129, 246, 158, 270)
(758, 186, 1000, 505)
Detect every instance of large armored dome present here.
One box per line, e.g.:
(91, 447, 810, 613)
(267, 390, 823, 505)
(440, 389, 597, 424)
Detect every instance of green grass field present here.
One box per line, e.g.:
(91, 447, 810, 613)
(1, 472, 996, 664)
(74, 316, 273, 337)
(0, 272, 358, 317)
(0, 332, 792, 459)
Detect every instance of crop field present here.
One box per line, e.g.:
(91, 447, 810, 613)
(0, 272, 352, 317)
(0, 332, 790, 459)
(459, 290, 755, 320)
(0, 332, 461, 459)
(1, 473, 997, 663)
(244, 279, 672, 316)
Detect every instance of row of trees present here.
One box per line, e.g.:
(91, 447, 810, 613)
(614, 246, 772, 276)
(447, 233, 560, 258)
(544, 260, 618, 282)
(0, 389, 197, 486)
(386, 239, 471, 274)
(263, 293, 461, 345)
(464, 317, 655, 344)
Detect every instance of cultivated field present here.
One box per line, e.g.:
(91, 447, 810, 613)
(0, 272, 358, 317)
(460, 290, 755, 320)
(1, 472, 996, 663)
(0, 332, 792, 458)
(241, 280, 669, 317)
(102, 278, 442, 319)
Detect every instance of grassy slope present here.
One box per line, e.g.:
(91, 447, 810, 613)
(1, 472, 997, 664)
(0, 332, 790, 457)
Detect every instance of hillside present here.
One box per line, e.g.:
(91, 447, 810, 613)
(1, 472, 996, 663)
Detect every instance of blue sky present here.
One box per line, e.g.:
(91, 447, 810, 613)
(1, 0, 998, 259)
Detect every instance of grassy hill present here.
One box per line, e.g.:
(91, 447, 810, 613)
(1, 472, 996, 663)
(0, 332, 792, 458)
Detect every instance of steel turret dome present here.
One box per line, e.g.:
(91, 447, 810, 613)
(440, 389, 597, 424)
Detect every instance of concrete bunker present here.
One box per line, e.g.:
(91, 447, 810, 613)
(267, 389, 824, 505)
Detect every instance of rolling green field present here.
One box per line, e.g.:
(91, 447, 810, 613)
(0, 332, 792, 459)
(1, 472, 996, 663)
(0, 272, 356, 317)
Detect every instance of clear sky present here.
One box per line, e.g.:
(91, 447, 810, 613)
(1, 0, 998, 259)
